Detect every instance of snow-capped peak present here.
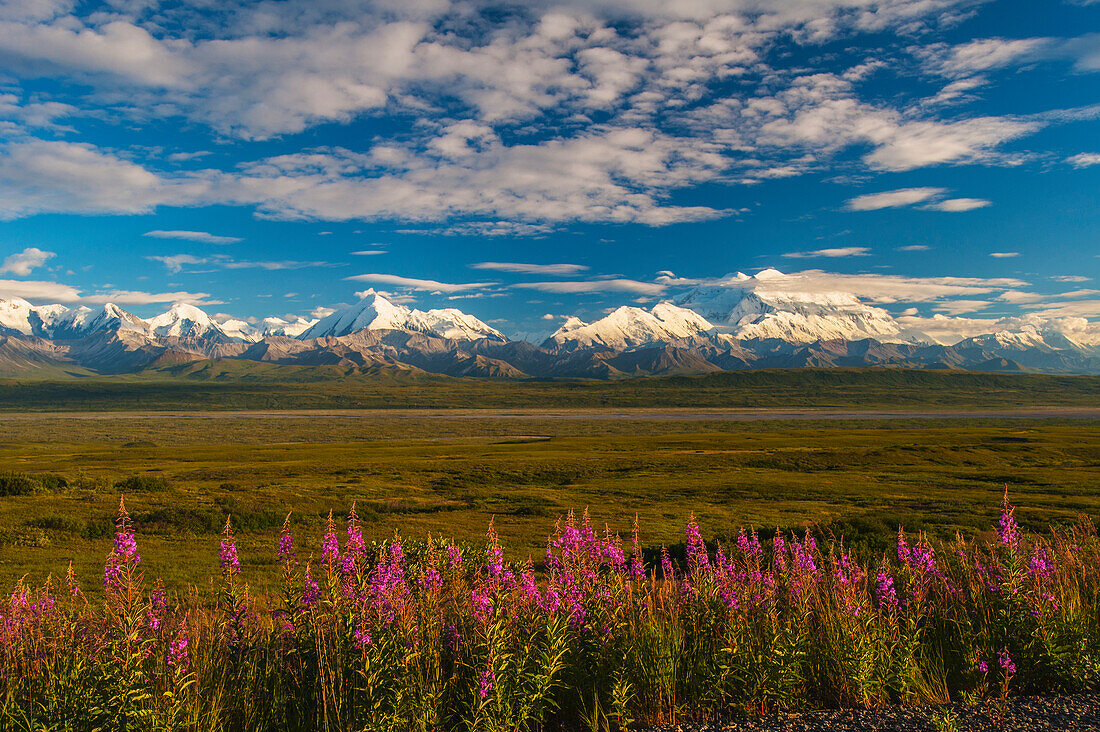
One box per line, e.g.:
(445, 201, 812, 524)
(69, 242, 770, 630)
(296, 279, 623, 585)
(48, 303, 151, 339)
(148, 302, 221, 339)
(300, 291, 504, 341)
(0, 297, 38, 336)
(262, 316, 318, 338)
(544, 301, 716, 351)
(675, 270, 908, 344)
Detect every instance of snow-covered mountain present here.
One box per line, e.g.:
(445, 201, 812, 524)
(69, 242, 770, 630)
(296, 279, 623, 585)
(1, 284, 1099, 377)
(49, 303, 153, 339)
(675, 269, 911, 344)
(545, 301, 719, 351)
(301, 291, 505, 341)
(0, 298, 44, 336)
(956, 325, 1083, 352)
(261, 316, 318, 338)
(147, 303, 228, 340)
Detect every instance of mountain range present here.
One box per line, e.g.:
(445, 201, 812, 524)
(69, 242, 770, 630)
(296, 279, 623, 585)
(2, 271, 1098, 378)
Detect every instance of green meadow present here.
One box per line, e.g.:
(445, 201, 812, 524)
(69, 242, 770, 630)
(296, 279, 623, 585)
(2, 406, 1098, 596)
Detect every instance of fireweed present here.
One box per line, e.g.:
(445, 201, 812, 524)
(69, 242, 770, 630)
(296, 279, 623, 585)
(1, 497, 1098, 731)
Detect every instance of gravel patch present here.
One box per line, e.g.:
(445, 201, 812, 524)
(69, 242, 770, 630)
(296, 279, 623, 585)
(641, 694, 1100, 731)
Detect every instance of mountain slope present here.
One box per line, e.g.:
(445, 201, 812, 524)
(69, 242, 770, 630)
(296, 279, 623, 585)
(301, 291, 505, 341)
(544, 301, 719, 351)
(676, 269, 910, 344)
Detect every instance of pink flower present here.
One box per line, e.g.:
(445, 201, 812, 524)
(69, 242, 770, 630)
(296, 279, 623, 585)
(999, 500, 1021, 549)
(999, 648, 1016, 675)
(354, 624, 372, 650)
(220, 518, 240, 576)
(301, 564, 320, 608)
(104, 498, 140, 591)
(167, 636, 189, 668)
(471, 588, 493, 624)
(876, 571, 898, 609)
(446, 544, 463, 571)
(346, 504, 365, 558)
(277, 514, 296, 564)
(322, 511, 340, 567)
(478, 665, 495, 699)
(685, 515, 710, 573)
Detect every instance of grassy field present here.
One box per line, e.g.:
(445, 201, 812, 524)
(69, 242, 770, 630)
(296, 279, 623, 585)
(2, 412, 1099, 596)
(2, 367, 1100, 411)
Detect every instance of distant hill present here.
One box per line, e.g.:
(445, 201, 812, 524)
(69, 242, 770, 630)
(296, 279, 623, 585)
(1, 368, 1098, 412)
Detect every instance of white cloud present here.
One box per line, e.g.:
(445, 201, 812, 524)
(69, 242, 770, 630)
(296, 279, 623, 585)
(0, 139, 210, 219)
(1068, 152, 1100, 168)
(345, 273, 494, 292)
(0, 277, 215, 305)
(1052, 275, 1091, 283)
(233, 128, 731, 226)
(0, 246, 54, 275)
(147, 254, 334, 273)
(81, 289, 220, 306)
(997, 290, 1045, 304)
(990, 251, 1019, 258)
(846, 187, 945, 210)
(705, 269, 1030, 304)
(782, 247, 870, 258)
(0, 278, 81, 301)
(933, 299, 993, 314)
(897, 244, 931, 251)
(0, 0, 1084, 233)
(147, 254, 205, 274)
(924, 197, 991, 211)
(512, 278, 666, 295)
(862, 116, 1039, 171)
(351, 250, 387, 255)
(919, 37, 1052, 77)
(143, 230, 242, 244)
(471, 262, 589, 275)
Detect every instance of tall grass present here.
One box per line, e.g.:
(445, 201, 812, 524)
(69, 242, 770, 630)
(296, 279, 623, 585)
(2, 494, 1098, 731)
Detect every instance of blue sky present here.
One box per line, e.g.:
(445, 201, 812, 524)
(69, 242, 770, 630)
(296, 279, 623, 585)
(0, 0, 1098, 340)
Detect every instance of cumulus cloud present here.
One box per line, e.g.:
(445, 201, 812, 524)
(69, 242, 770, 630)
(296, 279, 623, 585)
(143, 230, 242, 244)
(232, 128, 731, 225)
(0, 247, 55, 275)
(0, 0, 1075, 231)
(345, 273, 495, 292)
(0, 139, 211, 219)
(471, 262, 589, 275)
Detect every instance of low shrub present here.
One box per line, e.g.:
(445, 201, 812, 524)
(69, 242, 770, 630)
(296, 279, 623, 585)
(113, 474, 171, 493)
